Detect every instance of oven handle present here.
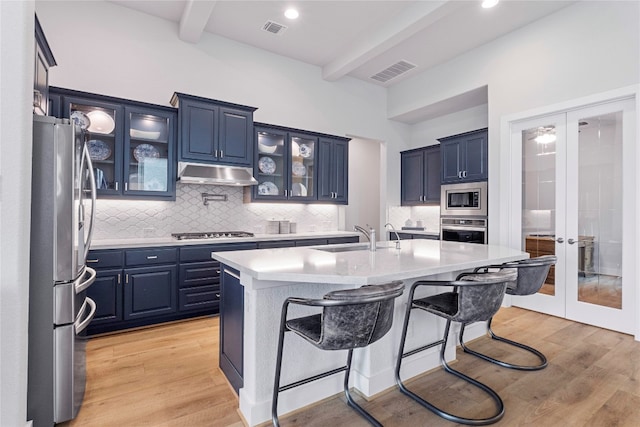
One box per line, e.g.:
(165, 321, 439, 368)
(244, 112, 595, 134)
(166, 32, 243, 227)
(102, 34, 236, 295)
(441, 226, 487, 232)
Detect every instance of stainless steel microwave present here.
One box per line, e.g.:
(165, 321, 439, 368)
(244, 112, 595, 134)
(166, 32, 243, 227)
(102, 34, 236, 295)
(440, 181, 487, 217)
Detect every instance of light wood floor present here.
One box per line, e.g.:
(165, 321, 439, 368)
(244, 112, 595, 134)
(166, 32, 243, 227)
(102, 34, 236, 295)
(61, 307, 640, 427)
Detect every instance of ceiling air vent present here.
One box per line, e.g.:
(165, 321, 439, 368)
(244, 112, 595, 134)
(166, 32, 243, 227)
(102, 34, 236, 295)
(370, 60, 417, 83)
(262, 20, 287, 35)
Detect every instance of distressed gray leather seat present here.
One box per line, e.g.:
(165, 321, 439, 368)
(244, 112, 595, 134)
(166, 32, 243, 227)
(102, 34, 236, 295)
(459, 255, 557, 371)
(395, 270, 517, 425)
(272, 281, 405, 427)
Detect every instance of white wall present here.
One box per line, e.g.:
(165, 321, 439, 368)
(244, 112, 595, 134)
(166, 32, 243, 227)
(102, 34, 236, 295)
(0, 1, 35, 426)
(345, 138, 381, 239)
(387, 0, 640, 243)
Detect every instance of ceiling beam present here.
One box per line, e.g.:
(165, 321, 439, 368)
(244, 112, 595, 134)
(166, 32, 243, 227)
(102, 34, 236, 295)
(322, 0, 464, 82)
(179, 0, 217, 43)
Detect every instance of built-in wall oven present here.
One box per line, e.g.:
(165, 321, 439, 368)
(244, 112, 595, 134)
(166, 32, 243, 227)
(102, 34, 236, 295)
(440, 181, 488, 244)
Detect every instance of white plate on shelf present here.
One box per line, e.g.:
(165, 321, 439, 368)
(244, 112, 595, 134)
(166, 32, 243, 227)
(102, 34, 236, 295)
(258, 181, 279, 195)
(87, 140, 111, 161)
(292, 161, 306, 177)
(133, 143, 160, 161)
(291, 183, 307, 197)
(299, 143, 313, 158)
(70, 111, 90, 130)
(291, 141, 300, 157)
(258, 140, 278, 154)
(258, 156, 276, 174)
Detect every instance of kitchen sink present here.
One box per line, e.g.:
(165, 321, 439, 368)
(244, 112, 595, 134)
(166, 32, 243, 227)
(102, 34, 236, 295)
(315, 243, 398, 253)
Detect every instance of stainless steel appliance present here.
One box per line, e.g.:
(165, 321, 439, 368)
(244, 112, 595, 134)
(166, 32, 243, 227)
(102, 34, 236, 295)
(440, 181, 488, 244)
(28, 115, 97, 426)
(172, 231, 254, 240)
(440, 181, 487, 217)
(440, 217, 488, 244)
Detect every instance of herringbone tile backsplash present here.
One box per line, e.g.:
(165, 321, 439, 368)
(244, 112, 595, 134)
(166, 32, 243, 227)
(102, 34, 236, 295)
(93, 183, 339, 239)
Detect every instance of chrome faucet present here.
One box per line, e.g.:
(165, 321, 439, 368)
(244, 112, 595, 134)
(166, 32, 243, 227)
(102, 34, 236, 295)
(354, 225, 376, 251)
(385, 223, 401, 250)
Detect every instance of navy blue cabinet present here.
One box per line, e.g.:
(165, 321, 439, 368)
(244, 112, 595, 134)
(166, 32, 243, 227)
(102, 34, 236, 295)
(401, 145, 441, 206)
(252, 123, 349, 204)
(171, 93, 256, 167)
(34, 14, 56, 116)
(51, 87, 177, 200)
(220, 265, 244, 393)
(86, 250, 124, 330)
(318, 137, 349, 204)
(124, 265, 177, 320)
(439, 128, 488, 183)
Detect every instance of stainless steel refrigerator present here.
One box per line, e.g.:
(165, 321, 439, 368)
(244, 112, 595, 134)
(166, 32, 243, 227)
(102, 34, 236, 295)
(28, 115, 97, 426)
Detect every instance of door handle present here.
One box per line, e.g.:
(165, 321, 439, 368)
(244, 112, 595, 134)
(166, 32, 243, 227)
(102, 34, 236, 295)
(556, 237, 564, 243)
(568, 238, 577, 245)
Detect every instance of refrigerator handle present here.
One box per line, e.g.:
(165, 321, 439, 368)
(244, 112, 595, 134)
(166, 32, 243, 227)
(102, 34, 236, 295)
(82, 144, 97, 261)
(75, 266, 97, 294)
(74, 297, 97, 334)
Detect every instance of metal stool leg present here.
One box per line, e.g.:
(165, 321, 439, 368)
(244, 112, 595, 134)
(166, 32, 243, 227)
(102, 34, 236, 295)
(395, 300, 505, 425)
(272, 302, 290, 427)
(343, 349, 383, 427)
(459, 318, 548, 371)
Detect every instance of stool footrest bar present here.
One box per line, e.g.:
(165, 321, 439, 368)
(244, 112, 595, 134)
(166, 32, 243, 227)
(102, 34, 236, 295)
(278, 366, 347, 392)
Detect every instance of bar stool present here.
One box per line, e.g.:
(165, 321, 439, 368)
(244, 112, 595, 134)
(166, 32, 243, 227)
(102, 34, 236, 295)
(459, 255, 557, 371)
(272, 281, 405, 427)
(395, 270, 517, 426)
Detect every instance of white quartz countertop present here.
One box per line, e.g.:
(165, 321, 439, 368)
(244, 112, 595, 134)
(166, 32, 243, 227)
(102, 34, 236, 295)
(211, 240, 528, 286)
(90, 231, 360, 250)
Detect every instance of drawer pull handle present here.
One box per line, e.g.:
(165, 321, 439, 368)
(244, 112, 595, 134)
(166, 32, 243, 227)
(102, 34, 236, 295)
(215, 293, 220, 298)
(146, 255, 158, 259)
(87, 259, 99, 263)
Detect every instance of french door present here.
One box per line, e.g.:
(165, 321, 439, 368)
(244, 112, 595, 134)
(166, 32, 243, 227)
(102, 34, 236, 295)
(509, 98, 635, 334)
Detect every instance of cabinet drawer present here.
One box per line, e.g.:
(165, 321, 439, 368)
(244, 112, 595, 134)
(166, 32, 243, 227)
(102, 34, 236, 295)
(87, 250, 123, 269)
(178, 261, 221, 289)
(257, 240, 295, 249)
(179, 285, 220, 312)
(327, 236, 359, 245)
(179, 243, 257, 262)
(125, 248, 177, 266)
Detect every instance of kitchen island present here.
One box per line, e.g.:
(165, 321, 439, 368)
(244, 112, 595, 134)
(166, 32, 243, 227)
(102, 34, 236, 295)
(211, 239, 528, 426)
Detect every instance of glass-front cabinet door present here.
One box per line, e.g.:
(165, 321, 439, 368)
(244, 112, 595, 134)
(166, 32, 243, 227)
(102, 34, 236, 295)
(254, 127, 317, 201)
(289, 133, 316, 201)
(255, 127, 287, 201)
(65, 97, 123, 196)
(124, 107, 175, 197)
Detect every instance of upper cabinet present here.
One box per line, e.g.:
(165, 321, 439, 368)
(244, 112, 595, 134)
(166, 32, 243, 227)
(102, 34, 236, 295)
(170, 93, 257, 167)
(51, 87, 177, 200)
(401, 145, 441, 206)
(439, 128, 488, 183)
(33, 14, 56, 116)
(317, 137, 348, 204)
(250, 123, 349, 204)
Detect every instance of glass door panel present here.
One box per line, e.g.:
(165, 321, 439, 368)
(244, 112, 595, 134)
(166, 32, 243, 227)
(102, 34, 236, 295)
(290, 134, 316, 200)
(70, 101, 119, 194)
(576, 112, 622, 309)
(515, 114, 566, 317)
(256, 130, 286, 199)
(127, 111, 170, 193)
(565, 98, 635, 334)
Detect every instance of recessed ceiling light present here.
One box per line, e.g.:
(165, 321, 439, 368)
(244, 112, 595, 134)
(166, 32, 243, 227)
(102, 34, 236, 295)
(481, 0, 499, 8)
(284, 8, 299, 19)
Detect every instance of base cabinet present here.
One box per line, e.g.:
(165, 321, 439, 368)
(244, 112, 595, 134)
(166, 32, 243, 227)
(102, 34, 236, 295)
(124, 265, 177, 320)
(219, 266, 244, 393)
(87, 237, 358, 335)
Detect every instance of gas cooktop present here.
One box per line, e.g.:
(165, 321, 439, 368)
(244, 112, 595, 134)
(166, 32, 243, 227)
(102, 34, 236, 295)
(171, 231, 254, 240)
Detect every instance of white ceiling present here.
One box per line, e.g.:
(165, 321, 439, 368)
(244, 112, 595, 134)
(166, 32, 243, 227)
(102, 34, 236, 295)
(109, 0, 574, 89)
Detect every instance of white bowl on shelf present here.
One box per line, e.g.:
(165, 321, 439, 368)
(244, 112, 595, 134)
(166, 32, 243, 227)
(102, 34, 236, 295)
(130, 129, 161, 140)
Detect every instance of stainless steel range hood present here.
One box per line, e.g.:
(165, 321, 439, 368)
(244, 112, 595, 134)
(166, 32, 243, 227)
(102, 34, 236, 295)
(177, 162, 258, 186)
